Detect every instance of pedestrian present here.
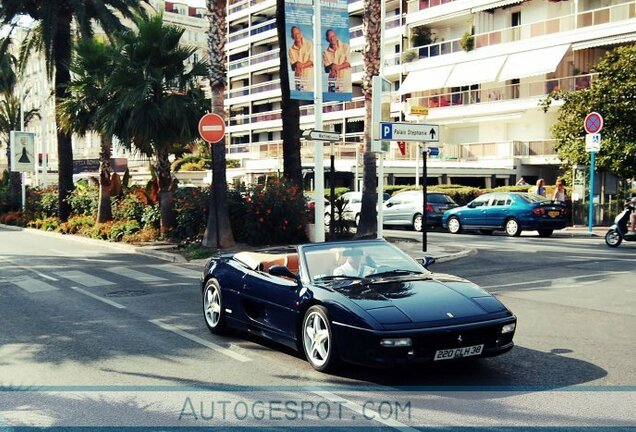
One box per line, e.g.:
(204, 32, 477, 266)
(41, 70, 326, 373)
(534, 178, 546, 197)
(552, 179, 569, 204)
(516, 177, 528, 186)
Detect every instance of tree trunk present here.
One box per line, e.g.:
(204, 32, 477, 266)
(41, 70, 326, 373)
(96, 133, 113, 223)
(156, 148, 175, 235)
(55, 11, 75, 222)
(276, 0, 303, 187)
(202, 0, 235, 249)
(355, 0, 381, 239)
(6, 137, 21, 211)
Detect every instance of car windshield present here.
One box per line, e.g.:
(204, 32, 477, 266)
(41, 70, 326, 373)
(302, 241, 427, 282)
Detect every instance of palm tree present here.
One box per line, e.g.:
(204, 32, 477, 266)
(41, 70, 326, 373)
(58, 39, 117, 223)
(0, 37, 17, 94)
(355, 0, 382, 239)
(102, 14, 208, 235)
(0, 0, 148, 222)
(275, 0, 303, 186)
(202, 0, 235, 249)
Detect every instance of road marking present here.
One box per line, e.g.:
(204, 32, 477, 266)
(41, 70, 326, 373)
(147, 264, 200, 279)
(313, 390, 418, 431)
(103, 266, 167, 283)
(149, 319, 251, 363)
(0, 257, 58, 281)
(55, 270, 115, 287)
(69, 286, 126, 309)
(482, 270, 631, 290)
(13, 277, 58, 293)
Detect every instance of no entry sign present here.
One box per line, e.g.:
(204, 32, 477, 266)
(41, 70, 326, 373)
(584, 112, 603, 134)
(198, 113, 226, 143)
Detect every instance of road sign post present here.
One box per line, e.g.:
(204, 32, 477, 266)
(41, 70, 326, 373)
(584, 112, 603, 233)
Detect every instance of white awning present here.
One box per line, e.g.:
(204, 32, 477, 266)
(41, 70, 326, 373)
(399, 65, 454, 94)
(445, 56, 507, 88)
(472, 0, 525, 13)
(498, 45, 570, 81)
(572, 33, 636, 50)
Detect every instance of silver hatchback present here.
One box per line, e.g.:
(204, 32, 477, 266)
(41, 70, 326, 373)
(383, 191, 458, 231)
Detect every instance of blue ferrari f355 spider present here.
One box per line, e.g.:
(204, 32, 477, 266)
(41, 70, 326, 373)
(201, 239, 516, 372)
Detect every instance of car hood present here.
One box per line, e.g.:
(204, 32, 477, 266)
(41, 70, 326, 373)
(331, 274, 507, 327)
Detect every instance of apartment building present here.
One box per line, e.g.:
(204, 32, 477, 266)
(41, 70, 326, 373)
(218, 0, 635, 189)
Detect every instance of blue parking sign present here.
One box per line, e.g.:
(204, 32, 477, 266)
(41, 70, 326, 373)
(381, 123, 393, 140)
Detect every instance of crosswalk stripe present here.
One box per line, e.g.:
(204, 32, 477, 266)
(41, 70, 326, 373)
(13, 277, 58, 293)
(54, 270, 115, 287)
(146, 264, 200, 279)
(103, 266, 167, 282)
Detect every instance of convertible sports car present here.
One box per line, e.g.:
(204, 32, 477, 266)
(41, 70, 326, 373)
(201, 239, 516, 372)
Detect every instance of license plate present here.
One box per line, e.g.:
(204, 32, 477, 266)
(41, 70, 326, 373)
(548, 210, 560, 217)
(434, 344, 484, 361)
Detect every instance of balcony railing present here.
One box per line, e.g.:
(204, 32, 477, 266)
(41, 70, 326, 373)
(440, 140, 557, 161)
(251, 79, 281, 94)
(406, 73, 597, 107)
(250, 19, 276, 36)
(407, 0, 456, 13)
(229, 0, 272, 14)
(406, 0, 636, 59)
(228, 49, 280, 72)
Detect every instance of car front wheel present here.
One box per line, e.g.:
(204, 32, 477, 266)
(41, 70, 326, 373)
(413, 213, 423, 232)
(505, 218, 522, 237)
(302, 306, 337, 372)
(447, 216, 462, 234)
(203, 279, 226, 334)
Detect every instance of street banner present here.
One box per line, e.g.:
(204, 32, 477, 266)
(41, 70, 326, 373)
(285, 0, 351, 102)
(9, 131, 36, 173)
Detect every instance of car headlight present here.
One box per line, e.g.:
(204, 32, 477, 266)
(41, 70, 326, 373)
(501, 323, 516, 334)
(380, 338, 412, 347)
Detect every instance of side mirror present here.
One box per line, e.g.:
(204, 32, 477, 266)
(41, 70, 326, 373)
(269, 265, 299, 282)
(418, 256, 436, 269)
(467, 202, 476, 208)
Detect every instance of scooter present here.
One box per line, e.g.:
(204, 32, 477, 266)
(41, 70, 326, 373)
(605, 202, 636, 247)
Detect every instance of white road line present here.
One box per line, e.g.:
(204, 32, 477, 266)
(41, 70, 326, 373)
(313, 390, 418, 432)
(55, 270, 115, 287)
(149, 319, 251, 363)
(103, 266, 167, 283)
(69, 286, 126, 309)
(13, 277, 58, 293)
(482, 270, 632, 290)
(0, 257, 58, 281)
(146, 264, 200, 279)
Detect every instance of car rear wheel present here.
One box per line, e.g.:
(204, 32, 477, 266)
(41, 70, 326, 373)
(354, 214, 360, 227)
(412, 213, 423, 232)
(538, 229, 553, 237)
(302, 306, 338, 372)
(505, 218, 522, 237)
(605, 229, 622, 247)
(203, 279, 226, 334)
(447, 216, 462, 234)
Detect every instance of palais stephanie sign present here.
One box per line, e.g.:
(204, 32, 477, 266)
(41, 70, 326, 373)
(380, 122, 439, 142)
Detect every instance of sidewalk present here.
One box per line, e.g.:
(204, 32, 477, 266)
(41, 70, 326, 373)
(557, 225, 610, 237)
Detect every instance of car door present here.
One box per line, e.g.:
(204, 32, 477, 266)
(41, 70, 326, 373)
(240, 270, 300, 341)
(342, 193, 361, 222)
(383, 195, 404, 224)
(486, 194, 513, 228)
(462, 194, 492, 227)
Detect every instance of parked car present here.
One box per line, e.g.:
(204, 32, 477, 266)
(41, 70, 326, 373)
(325, 191, 390, 227)
(201, 238, 516, 371)
(383, 191, 458, 231)
(442, 192, 567, 237)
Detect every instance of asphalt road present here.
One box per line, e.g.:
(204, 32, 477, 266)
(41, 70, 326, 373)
(0, 226, 634, 429)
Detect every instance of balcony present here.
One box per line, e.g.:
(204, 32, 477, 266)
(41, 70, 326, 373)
(441, 140, 557, 162)
(405, 0, 636, 60)
(228, 19, 276, 44)
(228, 49, 280, 72)
(406, 73, 597, 108)
(407, 0, 457, 14)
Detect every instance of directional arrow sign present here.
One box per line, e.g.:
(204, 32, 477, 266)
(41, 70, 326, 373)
(380, 122, 439, 142)
(302, 129, 341, 142)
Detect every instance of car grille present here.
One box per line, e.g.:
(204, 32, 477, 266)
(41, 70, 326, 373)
(414, 324, 503, 351)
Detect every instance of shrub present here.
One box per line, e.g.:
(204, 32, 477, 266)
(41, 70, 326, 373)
(227, 187, 248, 242)
(180, 161, 206, 171)
(108, 220, 141, 241)
(141, 204, 161, 230)
(56, 215, 95, 235)
(243, 179, 307, 245)
(28, 216, 60, 231)
(0, 211, 27, 226)
(172, 187, 211, 241)
(29, 187, 59, 218)
(67, 183, 98, 216)
(123, 227, 160, 244)
(318, 187, 350, 200)
(113, 194, 145, 223)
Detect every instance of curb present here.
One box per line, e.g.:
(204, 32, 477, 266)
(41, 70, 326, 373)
(0, 223, 187, 263)
(434, 247, 477, 263)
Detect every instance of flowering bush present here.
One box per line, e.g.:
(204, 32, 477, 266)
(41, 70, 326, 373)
(28, 186, 58, 218)
(56, 215, 95, 235)
(67, 181, 98, 216)
(242, 179, 307, 245)
(113, 194, 145, 224)
(28, 216, 60, 231)
(173, 187, 211, 241)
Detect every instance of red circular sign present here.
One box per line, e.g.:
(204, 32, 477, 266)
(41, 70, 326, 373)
(198, 113, 226, 143)
(584, 112, 603, 134)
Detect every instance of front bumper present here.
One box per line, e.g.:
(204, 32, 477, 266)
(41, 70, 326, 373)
(333, 317, 516, 367)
